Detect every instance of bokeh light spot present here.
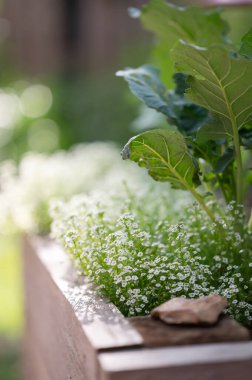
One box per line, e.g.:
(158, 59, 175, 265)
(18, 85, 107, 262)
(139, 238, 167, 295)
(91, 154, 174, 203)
(28, 118, 59, 152)
(0, 92, 20, 128)
(20, 85, 53, 118)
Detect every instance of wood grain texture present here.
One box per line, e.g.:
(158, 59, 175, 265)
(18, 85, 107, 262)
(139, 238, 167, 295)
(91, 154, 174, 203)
(29, 236, 143, 350)
(22, 236, 99, 380)
(99, 342, 252, 380)
(129, 315, 250, 346)
(99, 360, 252, 380)
(22, 330, 50, 380)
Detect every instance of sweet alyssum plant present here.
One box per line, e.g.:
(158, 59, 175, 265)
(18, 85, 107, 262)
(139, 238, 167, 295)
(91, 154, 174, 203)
(117, 0, 252, 226)
(0, 142, 148, 234)
(51, 190, 252, 326)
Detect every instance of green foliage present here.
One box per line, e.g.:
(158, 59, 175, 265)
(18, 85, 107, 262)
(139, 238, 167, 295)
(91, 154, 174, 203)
(214, 147, 235, 175)
(140, 0, 229, 86)
(121, 128, 200, 190)
(0, 236, 23, 336)
(116, 66, 172, 118)
(223, 7, 252, 44)
(196, 122, 227, 144)
(0, 351, 19, 380)
(239, 27, 252, 59)
(141, 1, 228, 47)
(116, 67, 209, 135)
(118, 0, 252, 218)
(171, 42, 252, 138)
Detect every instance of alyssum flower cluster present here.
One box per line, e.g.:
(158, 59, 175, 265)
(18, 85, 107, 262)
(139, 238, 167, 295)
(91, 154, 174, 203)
(51, 189, 252, 326)
(0, 142, 151, 234)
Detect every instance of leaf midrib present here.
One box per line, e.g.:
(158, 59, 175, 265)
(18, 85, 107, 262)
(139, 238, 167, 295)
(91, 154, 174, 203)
(202, 49, 243, 203)
(202, 50, 239, 136)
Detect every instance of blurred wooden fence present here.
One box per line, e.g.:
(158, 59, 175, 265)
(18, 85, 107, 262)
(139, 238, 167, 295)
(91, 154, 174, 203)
(3, 0, 147, 75)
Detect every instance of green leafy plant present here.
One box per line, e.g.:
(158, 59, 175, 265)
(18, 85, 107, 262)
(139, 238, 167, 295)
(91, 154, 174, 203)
(117, 0, 252, 226)
(49, 0, 252, 327)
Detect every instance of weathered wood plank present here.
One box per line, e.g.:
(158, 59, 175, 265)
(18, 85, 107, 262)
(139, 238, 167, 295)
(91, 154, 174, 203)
(22, 330, 50, 380)
(29, 236, 143, 350)
(22, 235, 100, 380)
(99, 360, 252, 380)
(98, 342, 252, 380)
(129, 315, 250, 346)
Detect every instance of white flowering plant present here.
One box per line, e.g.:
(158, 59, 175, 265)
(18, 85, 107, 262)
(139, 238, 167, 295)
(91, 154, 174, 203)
(51, 190, 252, 326)
(0, 142, 153, 234)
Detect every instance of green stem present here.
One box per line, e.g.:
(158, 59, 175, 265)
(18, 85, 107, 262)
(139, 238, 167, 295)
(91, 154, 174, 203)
(189, 187, 216, 223)
(168, 165, 216, 223)
(233, 131, 243, 205)
(194, 144, 228, 204)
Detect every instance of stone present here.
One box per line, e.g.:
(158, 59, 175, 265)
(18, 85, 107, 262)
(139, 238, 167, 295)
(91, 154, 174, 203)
(129, 316, 250, 347)
(151, 295, 228, 325)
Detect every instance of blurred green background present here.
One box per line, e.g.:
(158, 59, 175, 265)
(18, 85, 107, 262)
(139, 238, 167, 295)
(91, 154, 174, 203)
(0, 237, 22, 336)
(0, 237, 22, 380)
(0, 1, 150, 378)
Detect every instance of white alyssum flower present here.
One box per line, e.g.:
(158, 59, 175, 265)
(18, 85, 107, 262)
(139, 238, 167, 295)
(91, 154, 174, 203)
(1, 142, 184, 234)
(51, 190, 252, 327)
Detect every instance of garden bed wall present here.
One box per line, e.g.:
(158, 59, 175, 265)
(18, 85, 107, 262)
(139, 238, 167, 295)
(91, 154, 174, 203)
(22, 236, 252, 380)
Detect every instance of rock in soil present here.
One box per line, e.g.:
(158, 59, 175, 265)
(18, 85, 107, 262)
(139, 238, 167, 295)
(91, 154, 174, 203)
(151, 295, 228, 325)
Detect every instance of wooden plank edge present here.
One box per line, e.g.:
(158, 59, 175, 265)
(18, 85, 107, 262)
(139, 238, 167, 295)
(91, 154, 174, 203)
(23, 235, 144, 351)
(98, 341, 252, 372)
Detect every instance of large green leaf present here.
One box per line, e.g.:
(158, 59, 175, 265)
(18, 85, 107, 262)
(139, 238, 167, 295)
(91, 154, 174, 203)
(116, 65, 173, 118)
(116, 66, 209, 134)
(196, 121, 227, 144)
(121, 128, 200, 190)
(140, 0, 229, 86)
(171, 42, 252, 140)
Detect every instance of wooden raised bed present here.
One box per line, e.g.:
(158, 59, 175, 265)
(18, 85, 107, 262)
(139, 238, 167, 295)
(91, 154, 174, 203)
(22, 236, 252, 380)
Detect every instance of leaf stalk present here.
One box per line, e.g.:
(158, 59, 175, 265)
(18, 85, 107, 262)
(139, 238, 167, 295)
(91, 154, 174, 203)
(189, 187, 215, 223)
(233, 131, 243, 205)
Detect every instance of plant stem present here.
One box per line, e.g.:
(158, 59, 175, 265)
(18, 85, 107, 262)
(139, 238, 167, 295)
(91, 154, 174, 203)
(194, 144, 229, 204)
(189, 187, 216, 222)
(233, 130, 243, 205)
(166, 161, 216, 223)
(143, 142, 216, 223)
(169, 167, 216, 223)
